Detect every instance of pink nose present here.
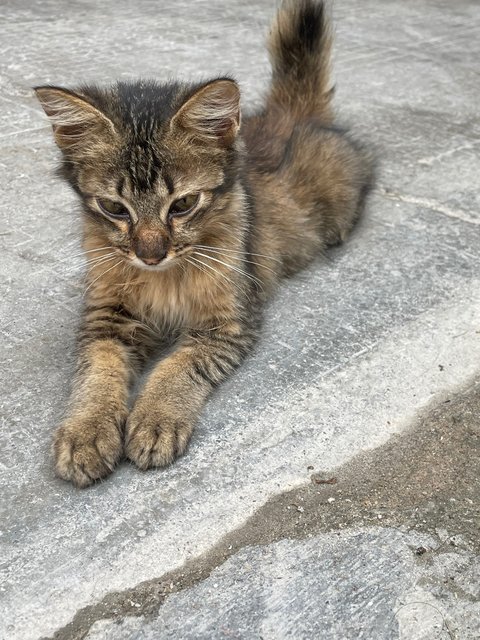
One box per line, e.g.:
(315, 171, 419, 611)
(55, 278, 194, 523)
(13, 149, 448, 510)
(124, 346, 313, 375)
(137, 247, 168, 265)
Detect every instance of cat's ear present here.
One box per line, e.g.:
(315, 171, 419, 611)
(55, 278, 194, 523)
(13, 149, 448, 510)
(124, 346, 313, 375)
(171, 79, 241, 147)
(34, 86, 116, 151)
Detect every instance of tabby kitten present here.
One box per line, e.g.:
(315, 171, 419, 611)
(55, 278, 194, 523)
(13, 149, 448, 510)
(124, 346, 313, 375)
(35, 0, 372, 487)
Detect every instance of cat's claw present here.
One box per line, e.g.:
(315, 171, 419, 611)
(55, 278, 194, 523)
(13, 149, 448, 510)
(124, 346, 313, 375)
(53, 417, 123, 488)
(125, 406, 193, 470)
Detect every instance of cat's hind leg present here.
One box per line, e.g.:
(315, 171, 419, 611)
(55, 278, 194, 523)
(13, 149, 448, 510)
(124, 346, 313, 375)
(281, 123, 374, 247)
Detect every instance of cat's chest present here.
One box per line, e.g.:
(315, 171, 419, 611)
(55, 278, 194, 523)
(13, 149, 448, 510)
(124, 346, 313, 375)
(134, 274, 192, 328)
(123, 266, 229, 331)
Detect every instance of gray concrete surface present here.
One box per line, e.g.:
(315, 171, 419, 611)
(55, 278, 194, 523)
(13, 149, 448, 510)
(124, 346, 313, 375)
(84, 529, 476, 640)
(1, 0, 479, 639)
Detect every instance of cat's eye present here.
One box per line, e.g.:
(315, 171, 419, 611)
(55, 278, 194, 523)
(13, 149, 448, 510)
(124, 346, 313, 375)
(96, 198, 130, 219)
(169, 193, 199, 217)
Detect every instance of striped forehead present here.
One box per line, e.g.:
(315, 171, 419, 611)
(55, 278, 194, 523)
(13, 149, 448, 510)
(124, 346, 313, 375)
(114, 80, 183, 194)
(116, 158, 174, 201)
(124, 141, 162, 193)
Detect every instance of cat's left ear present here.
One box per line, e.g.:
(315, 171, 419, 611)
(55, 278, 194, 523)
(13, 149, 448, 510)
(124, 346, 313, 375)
(171, 79, 241, 147)
(34, 86, 116, 152)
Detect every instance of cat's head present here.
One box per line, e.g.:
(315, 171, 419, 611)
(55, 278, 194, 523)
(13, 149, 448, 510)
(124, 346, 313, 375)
(35, 79, 242, 270)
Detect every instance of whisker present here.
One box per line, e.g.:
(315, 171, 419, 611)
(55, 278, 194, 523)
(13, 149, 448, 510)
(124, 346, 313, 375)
(187, 256, 249, 299)
(193, 244, 282, 263)
(86, 256, 119, 273)
(59, 247, 117, 263)
(178, 261, 188, 278)
(83, 245, 116, 253)
(84, 260, 122, 296)
(193, 251, 264, 290)
(193, 246, 277, 275)
(62, 254, 117, 274)
(186, 256, 224, 284)
(185, 257, 227, 296)
(112, 281, 148, 287)
(84, 253, 117, 266)
(196, 257, 255, 300)
(60, 251, 118, 271)
(185, 257, 214, 280)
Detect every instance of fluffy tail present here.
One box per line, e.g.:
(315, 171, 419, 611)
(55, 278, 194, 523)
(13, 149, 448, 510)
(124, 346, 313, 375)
(267, 0, 333, 123)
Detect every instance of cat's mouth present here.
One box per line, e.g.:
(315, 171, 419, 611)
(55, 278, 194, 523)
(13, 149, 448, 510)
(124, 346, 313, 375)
(125, 246, 192, 272)
(128, 253, 177, 272)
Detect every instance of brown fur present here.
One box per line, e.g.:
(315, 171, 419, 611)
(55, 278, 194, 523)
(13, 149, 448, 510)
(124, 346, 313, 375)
(35, 0, 373, 487)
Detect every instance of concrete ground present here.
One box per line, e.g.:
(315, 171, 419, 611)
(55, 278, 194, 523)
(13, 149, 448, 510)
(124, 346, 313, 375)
(1, 0, 479, 638)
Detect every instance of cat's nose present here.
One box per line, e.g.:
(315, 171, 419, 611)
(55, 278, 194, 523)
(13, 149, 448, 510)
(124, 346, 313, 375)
(133, 228, 168, 265)
(140, 250, 167, 266)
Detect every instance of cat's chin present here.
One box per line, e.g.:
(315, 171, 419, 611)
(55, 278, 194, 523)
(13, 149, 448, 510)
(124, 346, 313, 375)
(129, 256, 176, 272)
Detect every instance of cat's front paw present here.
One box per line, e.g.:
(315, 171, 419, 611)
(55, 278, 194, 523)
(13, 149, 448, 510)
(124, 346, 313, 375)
(125, 401, 193, 470)
(53, 414, 124, 488)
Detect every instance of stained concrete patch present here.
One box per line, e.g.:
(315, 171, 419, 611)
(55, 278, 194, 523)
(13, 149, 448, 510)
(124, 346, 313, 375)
(83, 528, 478, 640)
(48, 379, 480, 639)
(81, 530, 438, 640)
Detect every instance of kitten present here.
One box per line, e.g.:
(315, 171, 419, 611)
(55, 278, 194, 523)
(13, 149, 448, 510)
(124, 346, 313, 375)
(35, 0, 373, 487)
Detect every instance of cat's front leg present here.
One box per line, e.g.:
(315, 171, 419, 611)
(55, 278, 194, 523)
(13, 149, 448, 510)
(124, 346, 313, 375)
(125, 324, 255, 470)
(54, 307, 142, 487)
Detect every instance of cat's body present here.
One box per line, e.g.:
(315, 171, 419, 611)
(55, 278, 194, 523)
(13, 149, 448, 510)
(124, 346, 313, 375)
(35, 0, 373, 487)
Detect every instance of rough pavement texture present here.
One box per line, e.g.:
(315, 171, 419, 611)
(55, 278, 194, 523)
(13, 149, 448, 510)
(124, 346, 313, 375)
(1, 0, 479, 639)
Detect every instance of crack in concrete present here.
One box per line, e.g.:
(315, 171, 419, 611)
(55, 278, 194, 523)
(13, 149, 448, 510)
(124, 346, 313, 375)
(417, 141, 479, 167)
(378, 187, 480, 226)
(43, 378, 480, 640)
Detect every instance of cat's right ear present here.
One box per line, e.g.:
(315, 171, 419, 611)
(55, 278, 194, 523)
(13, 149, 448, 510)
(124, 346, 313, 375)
(34, 86, 116, 152)
(170, 79, 241, 147)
